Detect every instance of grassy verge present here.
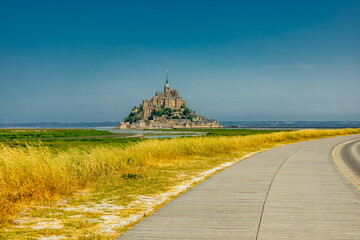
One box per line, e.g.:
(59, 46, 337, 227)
(0, 128, 359, 239)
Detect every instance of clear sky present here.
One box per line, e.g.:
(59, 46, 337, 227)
(0, 0, 359, 122)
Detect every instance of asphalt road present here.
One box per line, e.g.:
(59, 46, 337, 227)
(117, 135, 360, 240)
(336, 138, 360, 178)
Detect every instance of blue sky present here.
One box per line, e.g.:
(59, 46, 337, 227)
(0, 0, 359, 122)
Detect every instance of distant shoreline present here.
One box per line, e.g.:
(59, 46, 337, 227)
(0, 121, 359, 129)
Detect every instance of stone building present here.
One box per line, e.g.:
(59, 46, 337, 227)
(142, 72, 186, 119)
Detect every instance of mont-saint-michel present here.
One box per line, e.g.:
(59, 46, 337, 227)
(116, 73, 221, 129)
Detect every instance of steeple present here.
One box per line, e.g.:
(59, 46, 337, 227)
(164, 70, 170, 92)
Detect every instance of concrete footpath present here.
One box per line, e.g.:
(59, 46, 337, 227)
(118, 135, 360, 240)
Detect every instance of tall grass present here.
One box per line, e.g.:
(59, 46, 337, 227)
(0, 128, 359, 223)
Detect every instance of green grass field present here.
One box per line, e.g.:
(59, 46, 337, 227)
(0, 129, 113, 140)
(0, 129, 143, 150)
(0, 128, 285, 150)
(159, 128, 287, 136)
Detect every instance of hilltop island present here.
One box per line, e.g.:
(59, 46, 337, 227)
(116, 73, 222, 129)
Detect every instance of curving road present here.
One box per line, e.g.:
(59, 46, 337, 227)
(335, 138, 360, 179)
(118, 135, 360, 240)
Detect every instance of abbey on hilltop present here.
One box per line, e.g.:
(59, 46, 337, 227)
(116, 72, 222, 129)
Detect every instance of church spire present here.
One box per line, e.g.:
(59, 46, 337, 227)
(164, 70, 170, 92)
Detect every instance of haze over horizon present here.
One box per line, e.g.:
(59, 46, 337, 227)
(1, 0, 359, 123)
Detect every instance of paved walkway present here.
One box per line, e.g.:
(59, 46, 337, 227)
(118, 135, 360, 240)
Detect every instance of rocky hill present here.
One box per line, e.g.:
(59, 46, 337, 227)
(116, 74, 221, 129)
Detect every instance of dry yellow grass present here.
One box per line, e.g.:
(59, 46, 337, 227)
(0, 128, 359, 225)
